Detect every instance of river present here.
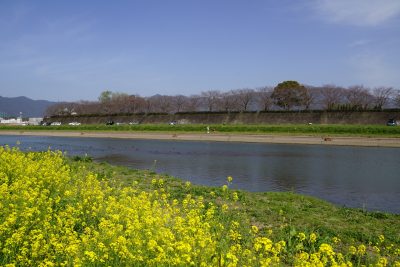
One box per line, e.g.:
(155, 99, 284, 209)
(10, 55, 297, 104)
(1, 135, 399, 213)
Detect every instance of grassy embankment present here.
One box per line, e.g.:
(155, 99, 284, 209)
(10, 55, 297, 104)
(1, 123, 400, 137)
(1, 147, 399, 266)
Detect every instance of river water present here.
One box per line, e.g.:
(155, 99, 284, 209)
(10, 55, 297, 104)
(1, 135, 400, 213)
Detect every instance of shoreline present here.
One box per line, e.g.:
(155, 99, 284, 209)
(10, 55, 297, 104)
(1, 130, 400, 147)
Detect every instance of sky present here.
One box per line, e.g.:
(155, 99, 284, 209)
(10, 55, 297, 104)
(0, 0, 399, 102)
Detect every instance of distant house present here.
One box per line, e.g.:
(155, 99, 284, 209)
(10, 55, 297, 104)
(0, 117, 42, 125)
(0, 118, 22, 124)
(28, 118, 43, 125)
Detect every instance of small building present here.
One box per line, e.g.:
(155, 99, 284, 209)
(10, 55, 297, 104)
(0, 118, 22, 124)
(28, 118, 43, 125)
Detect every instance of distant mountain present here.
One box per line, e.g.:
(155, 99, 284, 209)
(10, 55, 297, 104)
(0, 96, 56, 118)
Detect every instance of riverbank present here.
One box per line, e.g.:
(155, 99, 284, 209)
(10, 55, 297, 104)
(1, 147, 399, 266)
(1, 130, 400, 147)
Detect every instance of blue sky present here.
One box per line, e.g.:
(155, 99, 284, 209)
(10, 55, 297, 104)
(0, 0, 399, 101)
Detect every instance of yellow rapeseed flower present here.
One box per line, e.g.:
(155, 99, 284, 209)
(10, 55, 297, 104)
(357, 244, 366, 256)
(297, 232, 306, 242)
(309, 233, 317, 243)
(348, 246, 357, 255)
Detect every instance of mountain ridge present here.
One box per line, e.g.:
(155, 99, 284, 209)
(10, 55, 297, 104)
(0, 95, 56, 117)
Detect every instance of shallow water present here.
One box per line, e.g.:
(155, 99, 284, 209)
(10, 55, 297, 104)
(1, 135, 400, 213)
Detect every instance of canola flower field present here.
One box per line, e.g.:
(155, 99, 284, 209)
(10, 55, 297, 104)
(0, 146, 399, 266)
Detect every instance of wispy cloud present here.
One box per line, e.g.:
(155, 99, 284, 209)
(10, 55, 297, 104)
(0, 12, 118, 101)
(348, 39, 371, 48)
(0, 14, 97, 69)
(348, 51, 399, 87)
(313, 0, 400, 26)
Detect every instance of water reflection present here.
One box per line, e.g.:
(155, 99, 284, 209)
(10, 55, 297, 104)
(1, 135, 399, 213)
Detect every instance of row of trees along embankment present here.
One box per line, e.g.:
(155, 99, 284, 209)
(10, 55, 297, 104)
(45, 81, 400, 123)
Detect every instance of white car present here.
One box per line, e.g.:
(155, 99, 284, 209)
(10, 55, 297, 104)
(51, 122, 62, 126)
(68, 122, 81, 126)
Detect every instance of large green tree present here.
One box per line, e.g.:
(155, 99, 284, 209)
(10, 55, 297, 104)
(98, 90, 113, 103)
(271, 81, 308, 110)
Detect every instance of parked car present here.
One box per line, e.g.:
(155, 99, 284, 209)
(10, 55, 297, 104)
(386, 119, 398, 126)
(68, 122, 81, 126)
(169, 121, 177, 125)
(51, 122, 62, 126)
(106, 120, 114, 125)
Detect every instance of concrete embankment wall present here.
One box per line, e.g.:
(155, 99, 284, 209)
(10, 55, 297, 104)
(46, 111, 400, 125)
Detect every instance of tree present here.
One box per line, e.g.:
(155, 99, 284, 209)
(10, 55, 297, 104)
(147, 95, 173, 113)
(345, 85, 373, 110)
(320, 85, 346, 110)
(44, 103, 65, 116)
(232, 88, 254, 111)
(220, 91, 237, 112)
(184, 95, 202, 112)
(372, 87, 393, 110)
(98, 90, 113, 103)
(109, 94, 145, 114)
(271, 81, 308, 110)
(303, 86, 314, 110)
(172, 95, 187, 113)
(394, 90, 400, 108)
(44, 102, 77, 116)
(110, 93, 131, 113)
(256, 86, 273, 111)
(201, 90, 221, 112)
(143, 98, 153, 113)
(74, 101, 102, 115)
